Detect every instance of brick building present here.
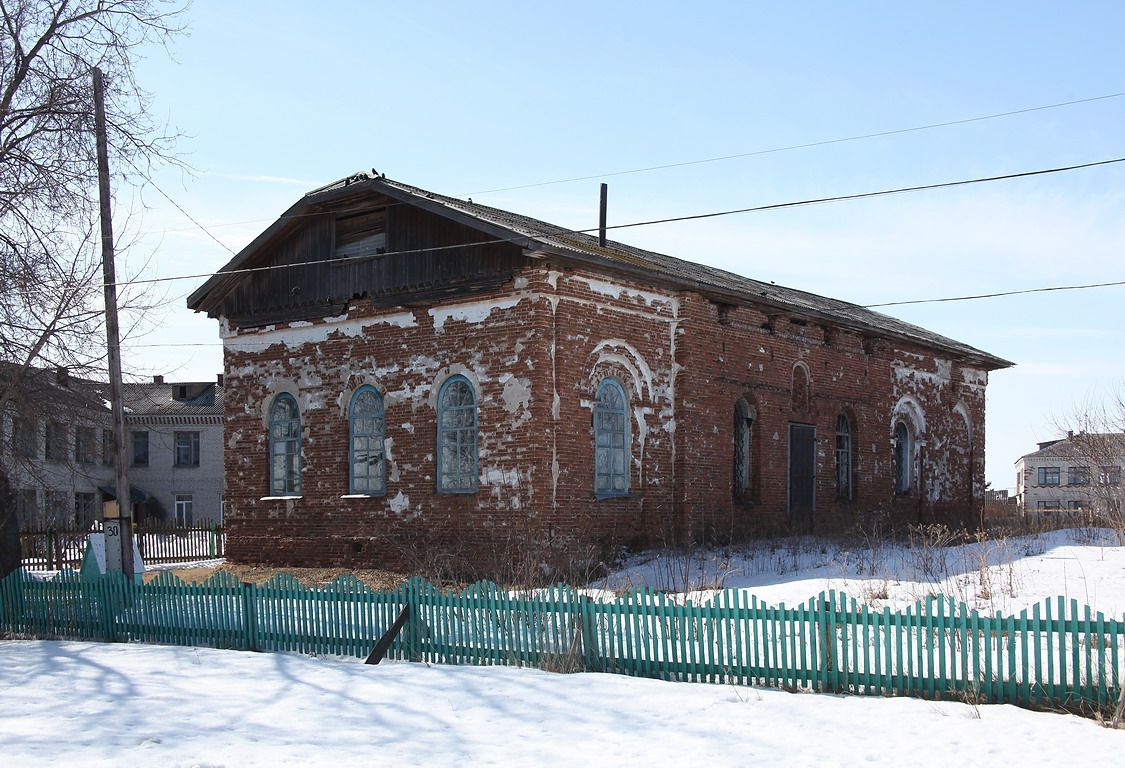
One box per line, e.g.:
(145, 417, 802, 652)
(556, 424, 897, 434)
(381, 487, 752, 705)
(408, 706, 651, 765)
(187, 172, 1011, 572)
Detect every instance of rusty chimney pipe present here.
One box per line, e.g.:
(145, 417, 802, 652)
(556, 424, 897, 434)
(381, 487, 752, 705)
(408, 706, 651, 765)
(598, 183, 607, 247)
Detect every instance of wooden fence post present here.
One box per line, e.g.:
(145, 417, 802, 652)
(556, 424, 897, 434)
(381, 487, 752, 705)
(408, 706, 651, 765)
(579, 595, 601, 673)
(819, 591, 837, 693)
(241, 582, 258, 651)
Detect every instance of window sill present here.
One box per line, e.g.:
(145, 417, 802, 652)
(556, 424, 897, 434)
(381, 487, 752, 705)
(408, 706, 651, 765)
(595, 493, 632, 500)
(340, 493, 386, 499)
(259, 495, 303, 501)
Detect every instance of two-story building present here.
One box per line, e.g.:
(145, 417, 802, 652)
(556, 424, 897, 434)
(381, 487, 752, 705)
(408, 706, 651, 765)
(123, 376, 225, 526)
(1, 366, 225, 529)
(1014, 432, 1125, 516)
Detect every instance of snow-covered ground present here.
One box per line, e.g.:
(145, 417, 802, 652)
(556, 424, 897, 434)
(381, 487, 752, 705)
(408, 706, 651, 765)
(4, 527, 1124, 765)
(597, 527, 1125, 617)
(1, 639, 1121, 767)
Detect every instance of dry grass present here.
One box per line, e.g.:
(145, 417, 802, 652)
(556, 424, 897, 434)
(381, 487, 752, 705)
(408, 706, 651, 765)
(144, 563, 410, 591)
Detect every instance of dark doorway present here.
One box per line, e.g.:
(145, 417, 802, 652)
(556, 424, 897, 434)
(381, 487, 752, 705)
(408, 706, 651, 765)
(788, 423, 816, 531)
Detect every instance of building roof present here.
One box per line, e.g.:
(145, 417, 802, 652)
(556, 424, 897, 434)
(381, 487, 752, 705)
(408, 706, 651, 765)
(188, 171, 1013, 370)
(121, 381, 224, 418)
(0, 363, 111, 418)
(1016, 433, 1125, 463)
(1, 364, 223, 421)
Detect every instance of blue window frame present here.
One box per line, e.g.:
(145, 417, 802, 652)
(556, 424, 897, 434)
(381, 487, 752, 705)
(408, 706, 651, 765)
(594, 377, 629, 498)
(836, 413, 853, 500)
(893, 421, 911, 495)
(349, 386, 386, 494)
(437, 375, 477, 493)
(269, 393, 301, 496)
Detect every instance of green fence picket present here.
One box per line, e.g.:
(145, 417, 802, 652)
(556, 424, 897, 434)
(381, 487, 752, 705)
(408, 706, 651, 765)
(1, 568, 1120, 715)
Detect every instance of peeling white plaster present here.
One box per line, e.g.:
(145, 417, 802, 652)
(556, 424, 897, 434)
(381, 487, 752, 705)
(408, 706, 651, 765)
(401, 423, 415, 434)
(223, 311, 415, 352)
(546, 270, 562, 289)
(389, 491, 410, 514)
(369, 311, 417, 329)
(513, 276, 530, 290)
(569, 275, 677, 311)
(500, 375, 532, 418)
(591, 339, 656, 401)
(429, 296, 523, 333)
(483, 468, 522, 487)
(385, 436, 400, 483)
(963, 368, 988, 387)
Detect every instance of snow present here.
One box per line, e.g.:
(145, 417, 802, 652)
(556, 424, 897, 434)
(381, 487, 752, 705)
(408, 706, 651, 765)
(1, 640, 1121, 767)
(596, 528, 1125, 617)
(3, 528, 1125, 764)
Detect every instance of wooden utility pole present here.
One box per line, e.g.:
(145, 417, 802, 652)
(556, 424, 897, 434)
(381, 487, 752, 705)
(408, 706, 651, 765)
(93, 67, 134, 576)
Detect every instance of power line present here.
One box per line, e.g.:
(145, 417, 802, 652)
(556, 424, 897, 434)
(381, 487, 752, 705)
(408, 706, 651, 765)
(864, 279, 1125, 308)
(141, 90, 1125, 237)
(125, 156, 238, 256)
(602, 156, 1125, 232)
(124, 278, 1125, 351)
(462, 91, 1125, 196)
(85, 154, 1125, 293)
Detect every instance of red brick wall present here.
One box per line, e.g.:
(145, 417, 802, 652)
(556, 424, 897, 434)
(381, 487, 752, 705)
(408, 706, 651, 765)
(220, 264, 989, 572)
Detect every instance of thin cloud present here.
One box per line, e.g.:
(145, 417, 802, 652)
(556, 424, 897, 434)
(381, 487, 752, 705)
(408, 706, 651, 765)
(204, 172, 322, 187)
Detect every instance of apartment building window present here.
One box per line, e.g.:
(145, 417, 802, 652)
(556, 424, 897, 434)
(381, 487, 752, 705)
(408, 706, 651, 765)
(74, 492, 97, 526)
(1037, 466, 1060, 486)
(14, 489, 38, 528)
(174, 494, 194, 526)
(1067, 466, 1090, 486)
(44, 490, 69, 526)
(12, 417, 36, 458)
(1101, 466, 1122, 485)
(75, 426, 97, 464)
(45, 420, 66, 461)
(174, 431, 201, 467)
(1067, 500, 1087, 511)
(1036, 500, 1062, 511)
(131, 430, 149, 467)
(101, 429, 114, 465)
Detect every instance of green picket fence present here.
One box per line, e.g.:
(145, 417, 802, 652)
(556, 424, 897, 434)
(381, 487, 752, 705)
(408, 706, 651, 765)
(1, 568, 1121, 714)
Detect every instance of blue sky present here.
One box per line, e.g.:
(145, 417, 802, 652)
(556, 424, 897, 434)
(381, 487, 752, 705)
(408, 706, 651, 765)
(120, 1, 1125, 491)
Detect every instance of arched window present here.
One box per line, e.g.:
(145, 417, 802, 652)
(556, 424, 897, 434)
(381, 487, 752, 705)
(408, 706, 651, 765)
(437, 375, 477, 493)
(733, 398, 755, 498)
(894, 420, 912, 494)
(791, 363, 811, 412)
(836, 413, 853, 500)
(268, 393, 301, 496)
(594, 378, 629, 498)
(349, 386, 386, 495)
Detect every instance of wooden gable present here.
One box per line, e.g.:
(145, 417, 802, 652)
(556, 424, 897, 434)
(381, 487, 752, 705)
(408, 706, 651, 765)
(212, 194, 528, 328)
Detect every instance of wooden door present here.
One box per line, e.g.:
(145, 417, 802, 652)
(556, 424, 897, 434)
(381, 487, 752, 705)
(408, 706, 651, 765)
(788, 423, 816, 532)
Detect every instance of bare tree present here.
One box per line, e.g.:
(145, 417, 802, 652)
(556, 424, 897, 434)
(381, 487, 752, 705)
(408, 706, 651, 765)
(1056, 390, 1125, 545)
(0, 0, 185, 577)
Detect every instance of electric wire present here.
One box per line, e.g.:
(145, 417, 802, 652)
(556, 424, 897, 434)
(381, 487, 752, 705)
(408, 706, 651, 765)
(142, 89, 1125, 236)
(106, 154, 1125, 292)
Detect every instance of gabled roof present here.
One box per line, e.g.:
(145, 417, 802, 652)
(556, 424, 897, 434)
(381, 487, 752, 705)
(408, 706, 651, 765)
(188, 171, 1013, 370)
(1017, 433, 1125, 463)
(121, 382, 224, 418)
(0, 362, 111, 417)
